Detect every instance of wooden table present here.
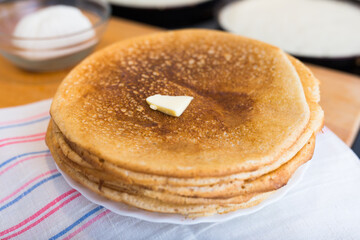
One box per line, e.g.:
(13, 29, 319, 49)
(1, 17, 360, 146)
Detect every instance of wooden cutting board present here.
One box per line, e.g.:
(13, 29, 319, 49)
(0, 17, 359, 146)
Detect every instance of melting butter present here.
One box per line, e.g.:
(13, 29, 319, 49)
(146, 94, 193, 117)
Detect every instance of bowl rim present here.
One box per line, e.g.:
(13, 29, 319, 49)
(0, 0, 111, 41)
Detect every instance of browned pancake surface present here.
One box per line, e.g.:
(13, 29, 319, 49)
(51, 30, 310, 177)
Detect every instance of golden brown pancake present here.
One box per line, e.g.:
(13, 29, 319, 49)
(51, 53, 323, 189)
(47, 29, 324, 217)
(50, 29, 311, 178)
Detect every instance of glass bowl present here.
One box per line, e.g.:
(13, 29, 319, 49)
(0, 0, 110, 72)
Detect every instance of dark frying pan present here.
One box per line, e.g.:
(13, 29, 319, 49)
(110, 0, 221, 28)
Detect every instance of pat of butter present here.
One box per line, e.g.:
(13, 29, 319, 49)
(146, 94, 193, 117)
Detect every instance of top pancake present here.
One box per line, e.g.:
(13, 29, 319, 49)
(50, 29, 310, 177)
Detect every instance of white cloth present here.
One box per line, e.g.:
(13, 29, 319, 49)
(0, 99, 359, 240)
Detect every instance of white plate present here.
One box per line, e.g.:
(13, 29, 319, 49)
(56, 160, 311, 225)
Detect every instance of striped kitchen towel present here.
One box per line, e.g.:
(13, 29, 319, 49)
(1, 99, 360, 240)
(0, 100, 112, 240)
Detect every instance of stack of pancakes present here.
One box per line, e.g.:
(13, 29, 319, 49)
(46, 30, 324, 217)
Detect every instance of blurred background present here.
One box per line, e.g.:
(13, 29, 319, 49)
(1, 0, 359, 73)
(108, 0, 360, 75)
